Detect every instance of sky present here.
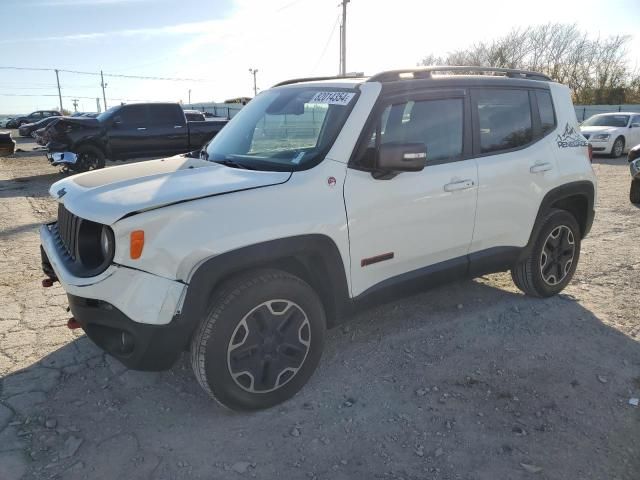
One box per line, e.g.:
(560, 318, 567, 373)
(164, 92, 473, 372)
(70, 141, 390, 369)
(0, 0, 639, 114)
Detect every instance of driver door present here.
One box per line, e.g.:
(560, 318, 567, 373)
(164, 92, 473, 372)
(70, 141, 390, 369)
(344, 91, 478, 297)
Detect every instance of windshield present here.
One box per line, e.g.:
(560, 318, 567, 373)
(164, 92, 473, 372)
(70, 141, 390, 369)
(582, 114, 629, 127)
(96, 106, 120, 122)
(204, 87, 358, 171)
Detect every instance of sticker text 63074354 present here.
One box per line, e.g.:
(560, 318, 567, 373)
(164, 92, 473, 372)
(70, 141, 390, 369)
(308, 91, 356, 106)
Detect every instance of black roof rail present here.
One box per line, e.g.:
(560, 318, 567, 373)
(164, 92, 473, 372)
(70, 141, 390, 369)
(272, 73, 366, 88)
(367, 66, 552, 83)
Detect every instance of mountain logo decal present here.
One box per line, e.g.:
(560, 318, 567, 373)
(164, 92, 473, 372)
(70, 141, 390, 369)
(556, 123, 588, 148)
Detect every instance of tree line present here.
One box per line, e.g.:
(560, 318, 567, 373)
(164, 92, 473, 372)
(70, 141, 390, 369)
(419, 23, 639, 105)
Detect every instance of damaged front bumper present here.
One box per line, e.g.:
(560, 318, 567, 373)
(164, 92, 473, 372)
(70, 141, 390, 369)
(47, 151, 77, 166)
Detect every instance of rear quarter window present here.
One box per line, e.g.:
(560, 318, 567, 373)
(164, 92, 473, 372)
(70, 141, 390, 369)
(536, 90, 556, 134)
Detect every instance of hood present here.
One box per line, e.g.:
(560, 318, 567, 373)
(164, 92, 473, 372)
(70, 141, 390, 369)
(50, 156, 292, 225)
(57, 116, 101, 129)
(579, 126, 619, 134)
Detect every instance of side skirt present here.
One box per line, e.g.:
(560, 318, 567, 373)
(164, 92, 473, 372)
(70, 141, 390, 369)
(347, 246, 522, 316)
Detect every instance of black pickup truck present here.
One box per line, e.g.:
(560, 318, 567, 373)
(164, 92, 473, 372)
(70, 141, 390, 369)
(44, 103, 228, 171)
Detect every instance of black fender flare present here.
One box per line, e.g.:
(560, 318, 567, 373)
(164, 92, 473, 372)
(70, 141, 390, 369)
(519, 180, 595, 261)
(172, 234, 351, 348)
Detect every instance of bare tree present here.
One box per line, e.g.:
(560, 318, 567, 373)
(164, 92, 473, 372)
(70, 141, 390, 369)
(419, 23, 637, 104)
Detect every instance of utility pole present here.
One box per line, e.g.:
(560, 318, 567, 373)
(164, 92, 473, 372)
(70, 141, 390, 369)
(96, 98, 101, 113)
(339, 0, 349, 76)
(249, 68, 258, 96)
(72, 99, 79, 112)
(54, 69, 63, 112)
(100, 70, 108, 110)
(188, 89, 191, 106)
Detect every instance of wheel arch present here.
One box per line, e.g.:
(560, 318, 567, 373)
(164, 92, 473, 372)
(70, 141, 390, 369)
(520, 181, 595, 260)
(175, 235, 351, 348)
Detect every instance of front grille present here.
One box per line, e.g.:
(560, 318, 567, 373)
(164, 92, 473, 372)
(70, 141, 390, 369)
(55, 203, 81, 260)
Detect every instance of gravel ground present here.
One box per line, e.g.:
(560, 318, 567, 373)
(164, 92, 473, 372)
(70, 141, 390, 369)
(0, 133, 638, 480)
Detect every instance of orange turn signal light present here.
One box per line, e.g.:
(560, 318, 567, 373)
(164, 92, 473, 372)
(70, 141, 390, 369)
(130, 230, 145, 259)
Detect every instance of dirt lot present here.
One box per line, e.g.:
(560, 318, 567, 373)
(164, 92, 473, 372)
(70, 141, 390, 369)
(0, 133, 638, 480)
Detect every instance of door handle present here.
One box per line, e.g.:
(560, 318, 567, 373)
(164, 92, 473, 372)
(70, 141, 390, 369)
(174, 125, 184, 129)
(137, 127, 147, 131)
(530, 162, 552, 173)
(443, 179, 475, 192)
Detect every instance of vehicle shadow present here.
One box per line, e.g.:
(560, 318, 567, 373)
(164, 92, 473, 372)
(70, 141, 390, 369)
(0, 172, 62, 199)
(1, 279, 638, 479)
(591, 155, 628, 165)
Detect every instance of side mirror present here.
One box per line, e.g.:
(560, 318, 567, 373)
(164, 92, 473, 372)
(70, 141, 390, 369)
(376, 142, 427, 174)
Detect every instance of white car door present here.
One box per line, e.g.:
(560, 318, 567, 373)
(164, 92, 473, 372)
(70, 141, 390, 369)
(344, 91, 478, 297)
(470, 87, 561, 255)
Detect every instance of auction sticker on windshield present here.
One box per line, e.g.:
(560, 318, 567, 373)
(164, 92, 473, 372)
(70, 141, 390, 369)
(308, 92, 356, 106)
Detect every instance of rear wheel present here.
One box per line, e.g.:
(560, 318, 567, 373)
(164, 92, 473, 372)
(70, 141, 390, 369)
(610, 136, 625, 158)
(190, 269, 326, 411)
(511, 209, 581, 297)
(631, 179, 640, 204)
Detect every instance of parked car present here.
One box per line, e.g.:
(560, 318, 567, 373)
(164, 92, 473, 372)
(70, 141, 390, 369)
(7, 110, 62, 128)
(0, 131, 16, 156)
(1, 117, 15, 128)
(18, 116, 61, 137)
(579, 112, 640, 157)
(45, 102, 228, 172)
(629, 144, 640, 204)
(40, 67, 596, 411)
(184, 109, 206, 122)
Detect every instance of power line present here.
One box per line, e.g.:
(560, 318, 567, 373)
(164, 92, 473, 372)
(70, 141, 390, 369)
(0, 66, 211, 82)
(312, 14, 341, 73)
(0, 93, 150, 102)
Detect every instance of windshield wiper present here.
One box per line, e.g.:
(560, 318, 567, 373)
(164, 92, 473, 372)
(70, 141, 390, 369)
(214, 159, 251, 170)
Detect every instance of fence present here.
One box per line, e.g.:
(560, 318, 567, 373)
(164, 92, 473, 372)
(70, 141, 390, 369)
(574, 104, 640, 121)
(184, 102, 244, 119)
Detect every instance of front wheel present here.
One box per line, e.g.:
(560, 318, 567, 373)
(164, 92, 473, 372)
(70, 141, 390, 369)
(72, 145, 105, 172)
(190, 269, 326, 411)
(610, 137, 625, 158)
(511, 209, 581, 297)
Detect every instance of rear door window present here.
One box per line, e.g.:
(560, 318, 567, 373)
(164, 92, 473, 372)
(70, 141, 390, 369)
(148, 104, 185, 126)
(476, 89, 533, 154)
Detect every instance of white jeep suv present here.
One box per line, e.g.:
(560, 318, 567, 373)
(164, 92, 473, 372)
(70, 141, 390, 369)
(40, 67, 597, 411)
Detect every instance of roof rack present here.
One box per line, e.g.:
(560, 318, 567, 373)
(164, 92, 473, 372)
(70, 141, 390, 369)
(273, 72, 366, 88)
(367, 66, 552, 83)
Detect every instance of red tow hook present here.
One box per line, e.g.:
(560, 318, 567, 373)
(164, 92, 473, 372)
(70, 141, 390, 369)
(67, 318, 82, 330)
(42, 278, 55, 288)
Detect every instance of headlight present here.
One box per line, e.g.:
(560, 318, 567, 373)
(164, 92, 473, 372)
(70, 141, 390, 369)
(100, 225, 114, 258)
(591, 133, 611, 141)
(77, 221, 114, 274)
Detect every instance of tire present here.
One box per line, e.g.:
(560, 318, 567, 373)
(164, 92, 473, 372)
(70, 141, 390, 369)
(190, 269, 326, 411)
(610, 136, 625, 158)
(631, 179, 640, 204)
(511, 209, 581, 298)
(72, 145, 105, 172)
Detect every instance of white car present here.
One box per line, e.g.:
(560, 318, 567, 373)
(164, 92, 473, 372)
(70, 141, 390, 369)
(40, 67, 597, 411)
(580, 112, 640, 157)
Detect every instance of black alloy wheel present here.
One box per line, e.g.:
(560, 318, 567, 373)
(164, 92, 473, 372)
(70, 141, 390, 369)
(539, 225, 575, 286)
